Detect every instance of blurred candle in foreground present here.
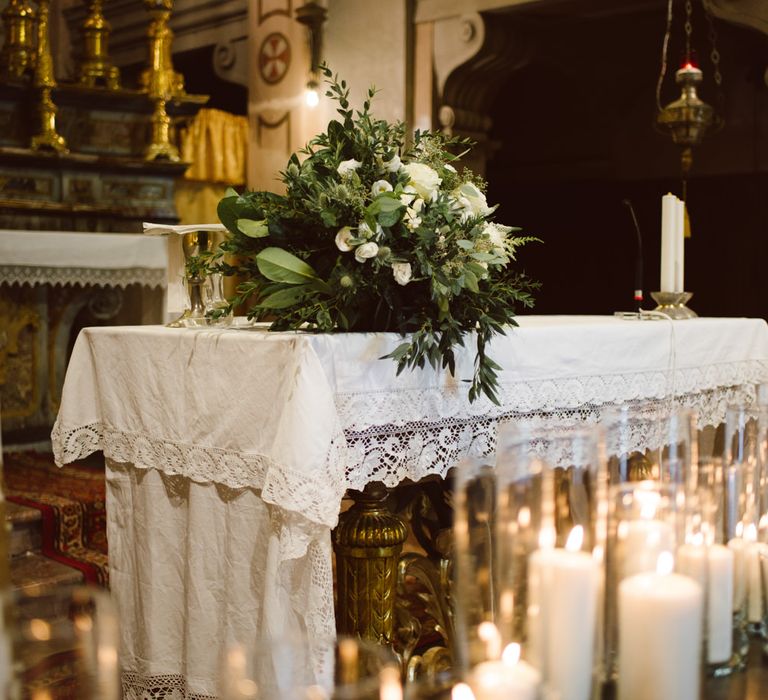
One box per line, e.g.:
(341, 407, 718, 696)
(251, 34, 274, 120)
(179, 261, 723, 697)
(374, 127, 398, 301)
(618, 553, 703, 700)
(468, 635, 539, 700)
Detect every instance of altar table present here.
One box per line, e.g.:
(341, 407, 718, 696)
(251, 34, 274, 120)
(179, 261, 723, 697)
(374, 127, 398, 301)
(51, 316, 768, 698)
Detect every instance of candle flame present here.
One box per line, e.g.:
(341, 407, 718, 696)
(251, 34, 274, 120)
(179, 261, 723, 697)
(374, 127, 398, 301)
(379, 667, 402, 700)
(637, 489, 660, 520)
(745, 523, 758, 542)
(538, 525, 556, 550)
(518, 506, 531, 528)
(478, 621, 502, 660)
(502, 643, 521, 667)
(452, 683, 476, 700)
(736, 521, 744, 538)
(760, 514, 768, 530)
(565, 525, 584, 552)
(656, 551, 675, 575)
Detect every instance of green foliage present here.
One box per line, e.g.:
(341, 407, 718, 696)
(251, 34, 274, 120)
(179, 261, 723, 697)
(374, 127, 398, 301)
(213, 64, 539, 403)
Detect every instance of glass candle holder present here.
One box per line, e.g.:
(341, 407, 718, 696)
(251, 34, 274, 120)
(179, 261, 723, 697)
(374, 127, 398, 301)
(493, 424, 604, 700)
(723, 405, 768, 653)
(219, 636, 401, 700)
(608, 482, 703, 700)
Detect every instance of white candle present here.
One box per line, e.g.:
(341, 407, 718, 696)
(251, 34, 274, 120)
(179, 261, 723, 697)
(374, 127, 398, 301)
(727, 537, 748, 611)
(676, 544, 735, 664)
(618, 568, 703, 700)
(660, 193, 677, 293)
(674, 198, 685, 292)
(527, 527, 599, 700)
(622, 519, 675, 578)
(469, 657, 540, 700)
(746, 542, 768, 623)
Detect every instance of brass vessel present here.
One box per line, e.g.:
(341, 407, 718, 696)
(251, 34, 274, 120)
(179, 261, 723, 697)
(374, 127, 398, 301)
(0, 0, 36, 82)
(77, 0, 120, 89)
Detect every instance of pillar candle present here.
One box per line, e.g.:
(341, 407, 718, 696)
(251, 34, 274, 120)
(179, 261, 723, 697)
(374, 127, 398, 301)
(746, 542, 768, 623)
(677, 544, 735, 664)
(727, 537, 748, 611)
(469, 658, 540, 700)
(660, 193, 677, 293)
(618, 571, 703, 700)
(527, 534, 599, 700)
(674, 198, 685, 292)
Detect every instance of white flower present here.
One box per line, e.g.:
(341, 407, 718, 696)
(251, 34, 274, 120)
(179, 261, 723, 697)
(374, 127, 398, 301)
(404, 207, 422, 231)
(453, 181, 492, 221)
(483, 222, 513, 254)
(358, 221, 384, 240)
(444, 163, 457, 173)
(411, 198, 424, 214)
(337, 159, 362, 176)
(371, 179, 393, 197)
(399, 185, 418, 207)
(354, 242, 379, 262)
(385, 154, 402, 173)
(335, 226, 354, 252)
(403, 162, 442, 202)
(392, 261, 412, 286)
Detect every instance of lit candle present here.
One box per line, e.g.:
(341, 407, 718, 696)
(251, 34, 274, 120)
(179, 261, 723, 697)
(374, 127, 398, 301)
(527, 526, 599, 700)
(727, 528, 748, 612)
(660, 193, 677, 293)
(676, 543, 735, 664)
(618, 553, 703, 700)
(468, 643, 540, 700)
(743, 524, 768, 623)
(674, 198, 685, 292)
(621, 519, 675, 578)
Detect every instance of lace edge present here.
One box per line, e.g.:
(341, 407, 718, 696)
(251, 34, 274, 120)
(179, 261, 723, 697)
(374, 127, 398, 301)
(0, 265, 166, 289)
(122, 671, 217, 700)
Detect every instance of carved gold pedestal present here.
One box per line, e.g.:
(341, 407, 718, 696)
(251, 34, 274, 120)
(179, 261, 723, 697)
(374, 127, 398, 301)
(333, 483, 407, 644)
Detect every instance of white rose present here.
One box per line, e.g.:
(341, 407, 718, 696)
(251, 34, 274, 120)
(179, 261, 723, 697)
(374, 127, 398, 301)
(335, 226, 354, 252)
(403, 162, 442, 202)
(454, 182, 492, 220)
(354, 242, 379, 262)
(392, 261, 412, 286)
(337, 159, 362, 176)
(385, 154, 402, 173)
(371, 179, 393, 197)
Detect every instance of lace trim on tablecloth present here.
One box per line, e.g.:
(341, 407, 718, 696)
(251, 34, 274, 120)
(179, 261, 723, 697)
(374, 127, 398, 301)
(340, 383, 761, 490)
(334, 360, 768, 430)
(0, 264, 165, 289)
(122, 672, 217, 700)
(51, 422, 347, 529)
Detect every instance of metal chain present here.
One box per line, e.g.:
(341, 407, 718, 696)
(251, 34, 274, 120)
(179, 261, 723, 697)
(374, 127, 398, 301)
(685, 0, 693, 60)
(702, 0, 725, 129)
(656, 0, 676, 113)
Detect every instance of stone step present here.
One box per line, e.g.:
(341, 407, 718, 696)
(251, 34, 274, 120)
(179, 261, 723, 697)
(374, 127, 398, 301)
(6, 501, 42, 557)
(10, 552, 83, 596)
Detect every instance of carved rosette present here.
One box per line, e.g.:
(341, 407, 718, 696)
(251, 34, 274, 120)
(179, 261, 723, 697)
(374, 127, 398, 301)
(333, 483, 408, 644)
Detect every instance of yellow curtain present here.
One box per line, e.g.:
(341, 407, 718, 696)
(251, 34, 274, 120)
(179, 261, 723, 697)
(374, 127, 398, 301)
(175, 108, 249, 224)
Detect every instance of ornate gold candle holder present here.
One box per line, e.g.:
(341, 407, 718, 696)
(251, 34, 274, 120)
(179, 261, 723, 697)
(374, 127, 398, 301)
(650, 291, 698, 319)
(0, 0, 36, 82)
(141, 0, 185, 161)
(30, 0, 67, 153)
(77, 0, 120, 89)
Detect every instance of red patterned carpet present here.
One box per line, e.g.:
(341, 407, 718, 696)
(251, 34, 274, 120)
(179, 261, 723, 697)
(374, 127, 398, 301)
(4, 451, 108, 586)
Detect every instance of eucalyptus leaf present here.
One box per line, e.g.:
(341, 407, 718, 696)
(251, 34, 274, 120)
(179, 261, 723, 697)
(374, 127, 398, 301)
(256, 248, 320, 285)
(257, 285, 310, 309)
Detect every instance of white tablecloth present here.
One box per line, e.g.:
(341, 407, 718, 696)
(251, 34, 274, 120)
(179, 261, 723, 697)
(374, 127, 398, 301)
(0, 229, 168, 289)
(51, 316, 768, 698)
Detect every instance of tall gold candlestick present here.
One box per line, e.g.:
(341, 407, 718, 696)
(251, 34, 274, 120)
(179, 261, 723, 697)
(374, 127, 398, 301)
(30, 0, 67, 153)
(77, 0, 120, 89)
(0, 0, 36, 82)
(141, 0, 184, 161)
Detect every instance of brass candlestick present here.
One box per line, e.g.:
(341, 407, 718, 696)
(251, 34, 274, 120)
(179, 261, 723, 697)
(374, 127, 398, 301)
(141, 0, 184, 161)
(650, 291, 698, 319)
(30, 0, 67, 153)
(77, 0, 120, 89)
(0, 0, 36, 82)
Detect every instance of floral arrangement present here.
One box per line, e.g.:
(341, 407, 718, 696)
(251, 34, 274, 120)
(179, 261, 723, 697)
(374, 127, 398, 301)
(212, 67, 537, 403)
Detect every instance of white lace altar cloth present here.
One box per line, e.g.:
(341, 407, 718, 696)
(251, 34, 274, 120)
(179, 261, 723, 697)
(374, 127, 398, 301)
(0, 229, 168, 289)
(51, 316, 768, 698)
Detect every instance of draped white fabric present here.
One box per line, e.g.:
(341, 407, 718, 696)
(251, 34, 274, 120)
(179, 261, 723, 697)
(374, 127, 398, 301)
(51, 316, 768, 698)
(0, 229, 168, 289)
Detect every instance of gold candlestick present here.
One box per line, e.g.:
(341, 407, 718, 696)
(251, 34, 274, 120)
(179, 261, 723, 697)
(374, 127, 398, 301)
(0, 0, 36, 82)
(30, 0, 67, 153)
(141, 0, 184, 161)
(77, 0, 120, 89)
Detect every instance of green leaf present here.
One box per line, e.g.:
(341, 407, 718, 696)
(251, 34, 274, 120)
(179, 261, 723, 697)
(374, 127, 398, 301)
(257, 285, 310, 309)
(223, 186, 239, 198)
(237, 219, 269, 238)
(463, 269, 479, 293)
(256, 247, 320, 285)
(456, 239, 474, 251)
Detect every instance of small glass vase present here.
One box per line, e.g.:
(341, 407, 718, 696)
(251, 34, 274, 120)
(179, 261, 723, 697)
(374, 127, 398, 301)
(205, 272, 233, 327)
